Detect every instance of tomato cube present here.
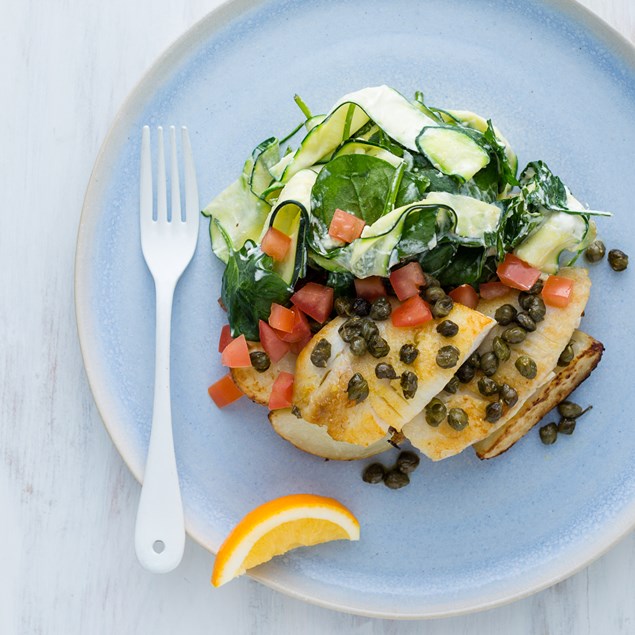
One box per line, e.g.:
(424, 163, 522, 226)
(390, 262, 426, 301)
(328, 209, 366, 243)
(478, 282, 511, 300)
(279, 307, 312, 343)
(391, 295, 433, 327)
(448, 284, 479, 309)
(268, 371, 295, 410)
(218, 324, 234, 353)
(259, 320, 291, 363)
(208, 374, 243, 408)
(261, 227, 291, 262)
(220, 334, 252, 368)
(268, 303, 295, 333)
(354, 276, 386, 302)
(542, 275, 574, 308)
(497, 254, 541, 291)
(291, 282, 334, 323)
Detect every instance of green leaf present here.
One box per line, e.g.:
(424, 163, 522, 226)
(326, 271, 355, 297)
(417, 243, 458, 276)
(436, 247, 492, 286)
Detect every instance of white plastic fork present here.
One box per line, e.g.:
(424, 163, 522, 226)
(135, 125, 199, 573)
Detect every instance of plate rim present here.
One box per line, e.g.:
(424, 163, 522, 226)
(74, 0, 635, 619)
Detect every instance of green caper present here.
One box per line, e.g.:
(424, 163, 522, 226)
(249, 351, 271, 372)
(485, 400, 504, 423)
(396, 451, 420, 474)
(480, 351, 499, 377)
(557, 342, 575, 366)
(423, 272, 441, 289)
(502, 326, 527, 344)
(334, 296, 354, 317)
(347, 373, 369, 402)
(360, 317, 379, 342)
(384, 469, 409, 489)
(499, 383, 518, 407)
(362, 463, 385, 484)
(493, 336, 511, 362)
(444, 376, 460, 394)
(523, 295, 546, 323)
(557, 418, 577, 435)
(368, 334, 390, 358)
(424, 286, 446, 303)
(369, 296, 391, 320)
(310, 338, 332, 368)
(584, 240, 606, 263)
(515, 355, 537, 379)
(399, 343, 419, 364)
(432, 296, 454, 318)
(338, 317, 363, 342)
(518, 292, 533, 310)
(456, 362, 476, 383)
(349, 336, 367, 356)
(400, 371, 418, 399)
(494, 304, 517, 325)
(436, 345, 460, 369)
(515, 311, 537, 332)
(539, 422, 558, 445)
(608, 248, 629, 271)
(557, 401, 583, 419)
(528, 278, 544, 295)
(375, 362, 398, 380)
(466, 351, 481, 368)
(291, 405, 302, 418)
(478, 376, 499, 396)
(425, 398, 447, 426)
(352, 297, 371, 317)
(447, 407, 469, 431)
(436, 319, 459, 337)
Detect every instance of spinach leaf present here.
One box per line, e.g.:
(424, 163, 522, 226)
(417, 243, 458, 276)
(396, 205, 455, 261)
(436, 247, 492, 286)
(394, 170, 430, 208)
(326, 271, 355, 297)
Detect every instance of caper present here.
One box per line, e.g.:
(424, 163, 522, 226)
(528, 278, 544, 295)
(399, 343, 419, 364)
(396, 451, 420, 474)
(425, 397, 447, 426)
(557, 418, 577, 435)
(432, 296, 454, 318)
(368, 334, 390, 358)
(499, 383, 518, 407)
(539, 422, 558, 445)
(334, 296, 354, 317)
(362, 463, 385, 484)
(447, 407, 469, 431)
(466, 351, 481, 368)
(338, 317, 362, 342)
(375, 362, 397, 380)
(557, 400, 583, 419)
(456, 361, 476, 383)
(485, 400, 504, 423)
(347, 373, 369, 402)
(352, 297, 371, 317)
(349, 336, 367, 356)
(444, 376, 460, 394)
(526, 296, 546, 323)
(250, 351, 271, 372)
(557, 342, 575, 367)
(495, 304, 517, 325)
(608, 248, 629, 271)
(436, 319, 459, 337)
(310, 338, 332, 368)
(518, 293, 533, 310)
(478, 376, 499, 396)
(291, 405, 302, 418)
(422, 272, 441, 289)
(480, 351, 499, 377)
(584, 240, 606, 263)
(369, 296, 391, 320)
(515, 355, 537, 379)
(436, 345, 460, 369)
(515, 311, 536, 332)
(360, 317, 379, 342)
(400, 371, 418, 399)
(493, 336, 511, 362)
(424, 286, 446, 303)
(384, 469, 409, 489)
(502, 325, 527, 344)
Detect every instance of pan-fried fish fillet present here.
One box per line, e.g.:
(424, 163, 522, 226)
(474, 329, 603, 459)
(293, 304, 495, 446)
(402, 267, 591, 461)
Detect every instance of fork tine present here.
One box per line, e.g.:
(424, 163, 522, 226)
(140, 126, 153, 227)
(181, 127, 199, 227)
(169, 126, 182, 222)
(156, 127, 167, 221)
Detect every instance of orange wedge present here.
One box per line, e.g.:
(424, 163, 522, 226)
(211, 494, 360, 587)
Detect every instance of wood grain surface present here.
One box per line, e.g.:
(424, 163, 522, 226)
(1, 0, 634, 633)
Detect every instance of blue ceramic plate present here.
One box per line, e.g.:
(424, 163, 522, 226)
(76, 0, 635, 618)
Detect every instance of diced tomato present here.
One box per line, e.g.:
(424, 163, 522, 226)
(289, 333, 312, 355)
(218, 324, 234, 353)
(542, 275, 574, 308)
(479, 281, 511, 300)
(390, 262, 426, 301)
(391, 295, 433, 327)
(220, 334, 251, 368)
(259, 320, 291, 363)
(448, 284, 479, 310)
(291, 282, 334, 323)
(261, 227, 291, 262)
(328, 209, 366, 243)
(268, 303, 295, 333)
(279, 307, 312, 343)
(354, 276, 386, 302)
(268, 372, 295, 410)
(497, 254, 541, 291)
(208, 374, 243, 408)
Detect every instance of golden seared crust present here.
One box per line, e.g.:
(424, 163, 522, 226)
(293, 304, 495, 446)
(403, 267, 591, 461)
(474, 330, 604, 459)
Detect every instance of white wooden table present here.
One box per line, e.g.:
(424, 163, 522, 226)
(2, 1, 634, 632)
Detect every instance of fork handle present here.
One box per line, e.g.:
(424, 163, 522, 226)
(135, 279, 185, 573)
